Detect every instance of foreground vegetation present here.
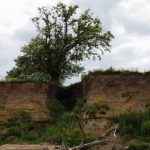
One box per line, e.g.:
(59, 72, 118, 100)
(0, 101, 95, 146)
(114, 108, 150, 149)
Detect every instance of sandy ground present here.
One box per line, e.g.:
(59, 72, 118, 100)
(0, 144, 60, 150)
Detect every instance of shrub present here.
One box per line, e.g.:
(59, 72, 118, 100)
(0, 111, 34, 145)
(85, 102, 109, 118)
(128, 140, 150, 150)
(73, 101, 85, 115)
(64, 128, 82, 147)
(141, 120, 150, 136)
(49, 99, 66, 122)
(5, 126, 22, 137)
(13, 111, 31, 123)
(119, 124, 135, 135)
(6, 118, 18, 127)
(44, 125, 63, 144)
(0, 100, 96, 146)
(117, 110, 150, 140)
(0, 126, 21, 144)
(46, 100, 85, 146)
(6, 111, 31, 127)
(21, 131, 39, 142)
(85, 135, 96, 143)
(60, 112, 76, 126)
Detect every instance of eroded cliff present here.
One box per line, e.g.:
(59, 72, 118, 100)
(1, 73, 150, 122)
(0, 83, 51, 122)
(83, 73, 150, 114)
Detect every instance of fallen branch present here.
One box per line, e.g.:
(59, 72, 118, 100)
(68, 139, 108, 150)
(113, 124, 118, 138)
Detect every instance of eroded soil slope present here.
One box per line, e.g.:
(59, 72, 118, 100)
(0, 83, 51, 122)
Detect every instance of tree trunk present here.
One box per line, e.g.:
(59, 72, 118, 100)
(50, 73, 60, 85)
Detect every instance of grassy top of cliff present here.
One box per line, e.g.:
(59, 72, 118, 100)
(0, 67, 150, 85)
(82, 67, 150, 80)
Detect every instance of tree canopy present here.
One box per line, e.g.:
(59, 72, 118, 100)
(7, 2, 114, 85)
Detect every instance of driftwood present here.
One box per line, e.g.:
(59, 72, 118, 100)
(68, 139, 108, 150)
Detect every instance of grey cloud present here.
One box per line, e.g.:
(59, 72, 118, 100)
(14, 28, 35, 43)
(70, 0, 150, 35)
(0, 57, 8, 75)
(70, 0, 120, 30)
(114, 14, 150, 36)
(13, 22, 36, 43)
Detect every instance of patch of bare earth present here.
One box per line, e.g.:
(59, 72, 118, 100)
(0, 144, 60, 150)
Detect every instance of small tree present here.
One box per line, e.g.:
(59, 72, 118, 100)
(7, 3, 114, 85)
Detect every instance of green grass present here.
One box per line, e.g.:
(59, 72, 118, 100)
(84, 102, 109, 118)
(112, 108, 150, 149)
(0, 101, 96, 146)
(0, 72, 52, 83)
(127, 139, 150, 150)
(81, 67, 150, 81)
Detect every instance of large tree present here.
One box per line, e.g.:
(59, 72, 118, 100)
(7, 3, 114, 85)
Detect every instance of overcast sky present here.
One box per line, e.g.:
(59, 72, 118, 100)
(0, 0, 150, 85)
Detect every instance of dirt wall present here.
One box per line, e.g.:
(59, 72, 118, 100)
(0, 83, 51, 122)
(83, 73, 150, 115)
(0, 73, 150, 122)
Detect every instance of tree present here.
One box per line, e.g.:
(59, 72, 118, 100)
(7, 2, 114, 85)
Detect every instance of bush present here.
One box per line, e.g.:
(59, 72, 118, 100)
(49, 99, 66, 122)
(6, 118, 18, 127)
(0, 111, 34, 145)
(21, 131, 39, 142)
(0, 101, 96, 146)
(6, 111, 31, 127)
(85, 102, 109, 118)
(5, 126, 22, 137)
(64, 128, 82, 147)
(116, 110, 150, 141)
(85, 135, 96, 143)
(128, 140, 150, 150)
(46, 100, 85, 146)
(44, 125, 63, 144)
(141, 120, 150, 136)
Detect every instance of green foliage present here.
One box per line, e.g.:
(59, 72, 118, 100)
(5, 126, 22, 137)
(47, 100, 84, 146)
(7, 2, 113, 85)
(116, 109, 150, 139)
(49, 100, 66, 122)
(73, 101, 85, 115)
(85, 102, 109, 118)
(0, 111, 37, 144)
(0, 75, 50, 83)
(21, 131, 39, 142)
(64, 128, 82, 147)
(128, 140, 150, 150)
(47, 100, 98, 146)
(141, 120, 150, 136)
(112, 110, 150, 148)
(5, 111, 32, 127)
(0, 101, 96, 146)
